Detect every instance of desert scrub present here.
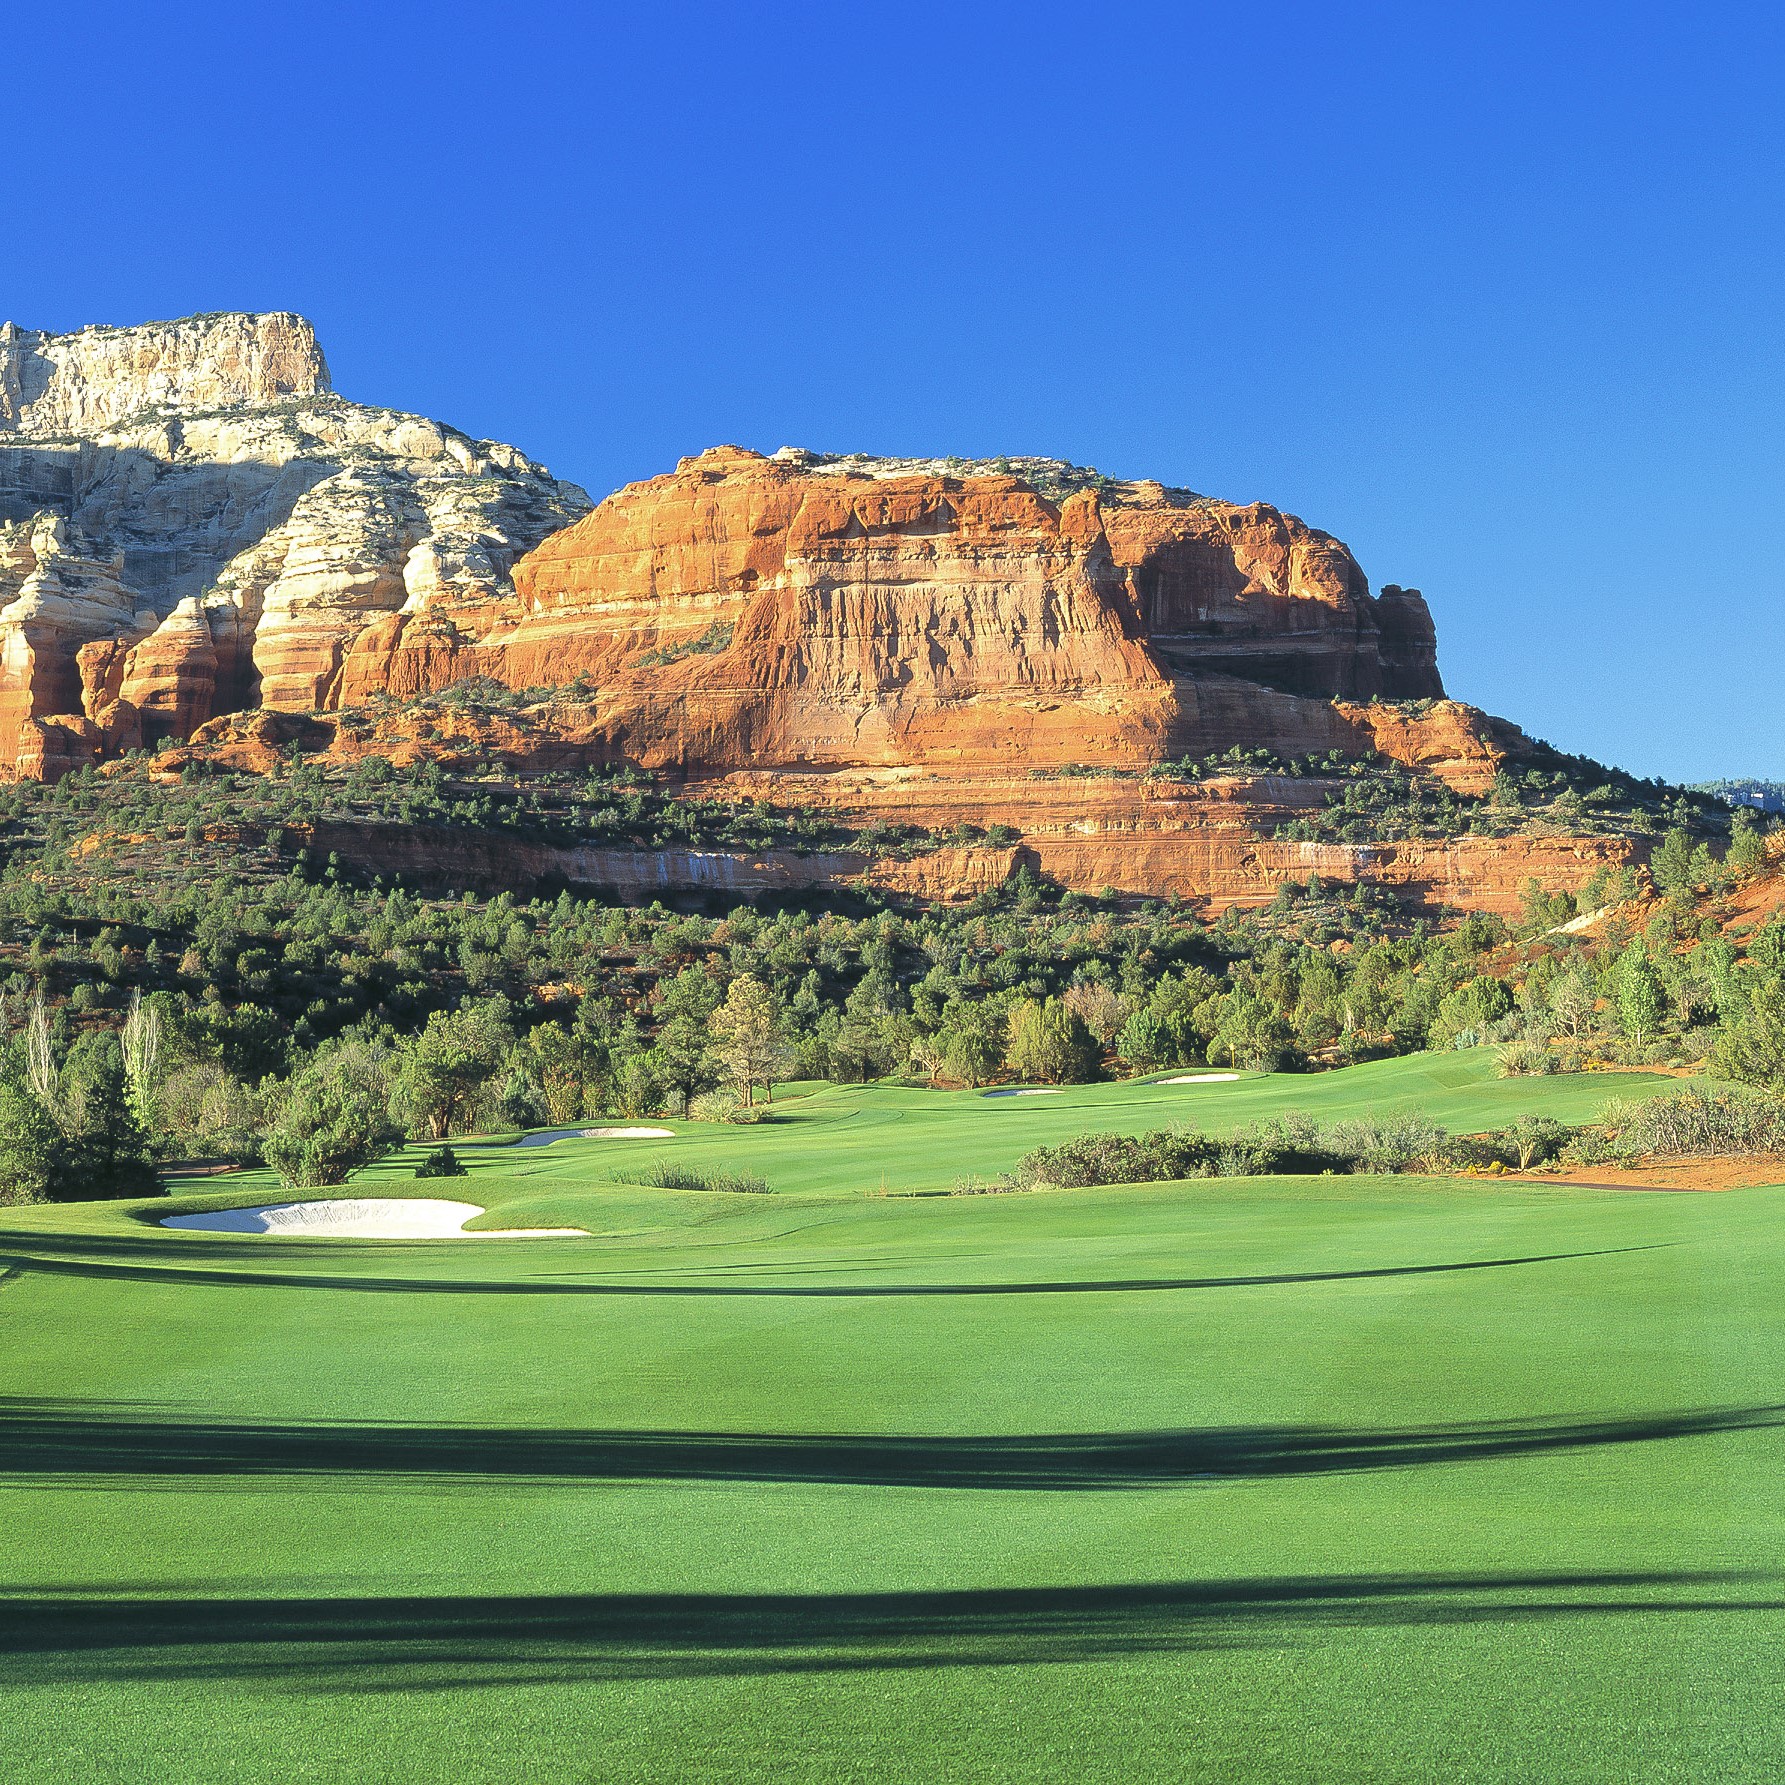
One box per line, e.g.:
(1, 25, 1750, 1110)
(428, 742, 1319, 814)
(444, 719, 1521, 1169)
(1460, 1116, 1575, 1170)
(1497, 1040, 1560, 1077)
(1322, 1114, 1452, 1173)
(1598, 1085, 1785, 1158)
(1016, 1112, 1458, 1187)
(688, 1089, 766, 1123)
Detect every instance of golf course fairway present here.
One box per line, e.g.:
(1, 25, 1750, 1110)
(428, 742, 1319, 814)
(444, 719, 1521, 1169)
(0, 1055, 1780, 1781)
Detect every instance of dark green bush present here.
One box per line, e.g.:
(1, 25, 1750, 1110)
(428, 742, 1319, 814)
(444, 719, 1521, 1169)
(413, 1145, 467, 1179)
(1016, 1128, 1217, 1188)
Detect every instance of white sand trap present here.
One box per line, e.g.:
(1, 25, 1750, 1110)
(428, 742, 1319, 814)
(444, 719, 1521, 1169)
(160, 1199, 585, 1239)
(984, 1088, 1064, 1098)
(1159, 1072, 1241, 1084)
(516, 1125, 674, 1146)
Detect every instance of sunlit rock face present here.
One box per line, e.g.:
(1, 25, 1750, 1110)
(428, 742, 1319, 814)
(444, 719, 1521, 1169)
(0, 311, 590, 764)
(492, 445, 1444, 774)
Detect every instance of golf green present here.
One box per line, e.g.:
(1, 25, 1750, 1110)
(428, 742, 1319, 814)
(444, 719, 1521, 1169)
(0, 1056, 1779, 1781)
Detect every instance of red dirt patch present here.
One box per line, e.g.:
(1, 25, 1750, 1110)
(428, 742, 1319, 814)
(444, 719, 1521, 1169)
(1503, 1156, 1785, 1193)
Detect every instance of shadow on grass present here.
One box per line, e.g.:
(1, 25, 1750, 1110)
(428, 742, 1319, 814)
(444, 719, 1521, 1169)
(0, 1236, 1666, 1299)
(0, 1572, 1773, 1687)
(2, 1400, 1777, 1488)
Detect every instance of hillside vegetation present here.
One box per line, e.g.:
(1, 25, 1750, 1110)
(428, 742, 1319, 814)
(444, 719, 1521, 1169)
(0, 747, 1776, 1198)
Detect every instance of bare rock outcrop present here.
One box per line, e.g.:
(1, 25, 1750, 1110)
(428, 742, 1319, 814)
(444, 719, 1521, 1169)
(2, 311, 1619, 918)
(0, 312, 590, 765)
(492, 445, 1443, 775)
(0, 321, 1466, 795)
(0, 312, 329, 435)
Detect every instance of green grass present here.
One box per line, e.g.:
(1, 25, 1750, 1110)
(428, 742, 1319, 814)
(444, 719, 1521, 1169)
(0, 1054, 1779, 1780)
(412, 1050, 1694, 1218)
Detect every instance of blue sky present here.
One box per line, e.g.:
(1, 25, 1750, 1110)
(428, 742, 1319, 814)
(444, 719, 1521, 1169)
(9, 1, 1781, 781)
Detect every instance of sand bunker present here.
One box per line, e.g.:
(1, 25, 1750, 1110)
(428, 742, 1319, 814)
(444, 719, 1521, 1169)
(160, 1199, 585, 1239)
(984, 1088, 1064, 1098)
(515, 1125, 675, 1146)
(1159, 1073, 1241, 1084)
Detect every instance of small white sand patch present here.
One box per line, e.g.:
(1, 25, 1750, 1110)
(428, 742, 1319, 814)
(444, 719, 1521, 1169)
(984, 1088, 1065, 1098)
(1159, 1073, 1241, 1084)
(517, 1125, 674, 1146)
(160, 1199, 584, 1239)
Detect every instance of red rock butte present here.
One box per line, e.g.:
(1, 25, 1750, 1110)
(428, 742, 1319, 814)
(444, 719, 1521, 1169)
(176, 447, 1630, 918)
(356, 444, 1448, 773)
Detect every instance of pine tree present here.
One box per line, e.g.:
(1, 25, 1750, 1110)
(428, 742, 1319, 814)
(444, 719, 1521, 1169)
(1730, 810, 1767, 874)
(59, 1032, 158, 1200)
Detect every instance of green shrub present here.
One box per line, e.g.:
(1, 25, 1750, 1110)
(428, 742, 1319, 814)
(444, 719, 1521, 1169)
(1600, 1086, 1785, 1158)
(1017, 1128, 1217, 1188)
(1324, 1114, 1450, 1174)
(413, 1145, 467, 1179)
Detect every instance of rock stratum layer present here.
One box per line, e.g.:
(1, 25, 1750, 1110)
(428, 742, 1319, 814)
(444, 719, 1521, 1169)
(0, 311, 591, 769)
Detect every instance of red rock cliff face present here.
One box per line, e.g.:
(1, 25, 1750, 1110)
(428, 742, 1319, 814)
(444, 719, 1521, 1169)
(480, 446, 1443, 774)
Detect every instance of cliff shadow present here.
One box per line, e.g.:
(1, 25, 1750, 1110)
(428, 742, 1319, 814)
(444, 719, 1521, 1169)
(0, 440, 333, 611)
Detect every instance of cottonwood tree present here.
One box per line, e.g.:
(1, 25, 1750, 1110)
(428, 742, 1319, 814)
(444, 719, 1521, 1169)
(1003, 998, 1098, 1085)
(395, 1001, 512, 1138)
(265, 1039, 401, 1187)
(935, 999, 1007, 1088)
(709, 975, 790, 1107)
(1063, 980, 1126, 1049)
(1616, 943, 1667, 1050)
(1208, 989, 1291, 1072)
(121, 988, 163, 1132)
(25, 996, 58, 1119)
(1548, 970, 1598, 1043)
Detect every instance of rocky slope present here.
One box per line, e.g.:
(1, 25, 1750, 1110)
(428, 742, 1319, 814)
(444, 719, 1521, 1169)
(4, 308, 1634, 913)
(0, 311, 590, 769)
(156, 697, 1622, 917)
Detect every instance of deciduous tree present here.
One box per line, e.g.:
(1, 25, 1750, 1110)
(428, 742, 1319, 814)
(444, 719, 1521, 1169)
(709, 976, 790, 1107)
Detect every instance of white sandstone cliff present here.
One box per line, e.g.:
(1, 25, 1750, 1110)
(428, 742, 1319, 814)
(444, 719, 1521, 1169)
(0, 311, 589, 771)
